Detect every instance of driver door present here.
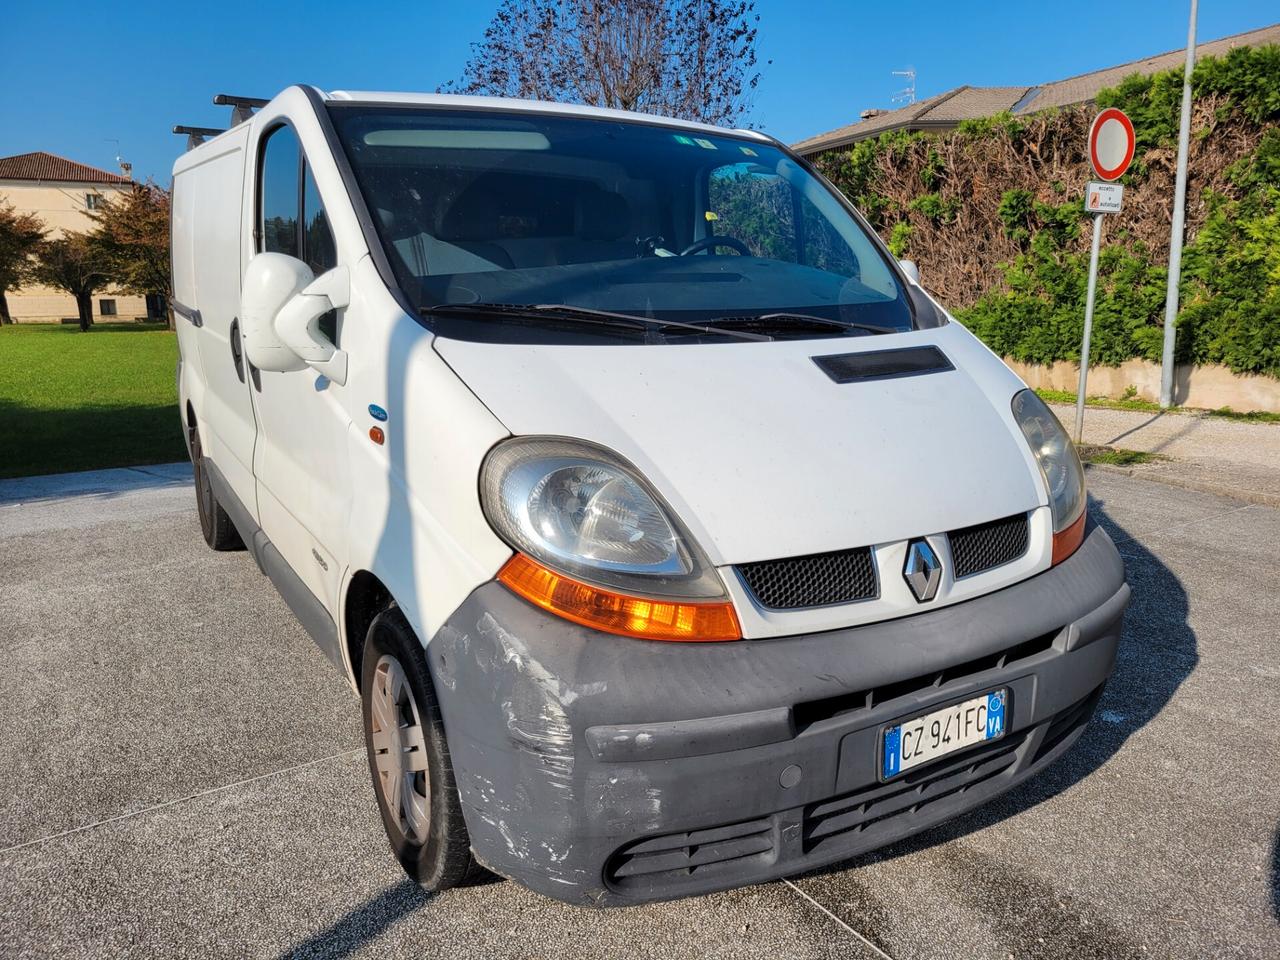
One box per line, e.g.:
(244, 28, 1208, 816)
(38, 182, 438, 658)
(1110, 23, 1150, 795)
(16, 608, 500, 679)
(247, 121, 353, 618)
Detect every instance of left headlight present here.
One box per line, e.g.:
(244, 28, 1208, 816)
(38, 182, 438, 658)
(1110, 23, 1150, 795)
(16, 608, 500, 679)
(1011, 389, 1087, 563)
(481, 438, 739, 641)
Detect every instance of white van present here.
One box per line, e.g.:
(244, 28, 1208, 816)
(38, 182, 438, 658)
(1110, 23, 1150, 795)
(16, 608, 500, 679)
(171, 86, 1129, 906)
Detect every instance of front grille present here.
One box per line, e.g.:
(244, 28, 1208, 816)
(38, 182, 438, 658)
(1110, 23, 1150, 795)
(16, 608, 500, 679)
(948, 512, 1030, 579)
(605, 816, 775, 891)
(737, 547, 877, 610)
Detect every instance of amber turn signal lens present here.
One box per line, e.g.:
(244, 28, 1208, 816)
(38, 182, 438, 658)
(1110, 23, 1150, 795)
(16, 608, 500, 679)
(369, 426, 385, 445)
(1051, 508, 1087, 565)
(497, 553, 741, 642)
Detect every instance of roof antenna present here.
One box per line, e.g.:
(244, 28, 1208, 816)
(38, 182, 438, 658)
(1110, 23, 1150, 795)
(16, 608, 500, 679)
(105, 138, 131, 178)
(892, 67, 917, 106)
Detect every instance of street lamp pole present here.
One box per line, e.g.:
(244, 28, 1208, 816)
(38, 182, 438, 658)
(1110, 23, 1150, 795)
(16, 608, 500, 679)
(1159, 0, 1199, 408)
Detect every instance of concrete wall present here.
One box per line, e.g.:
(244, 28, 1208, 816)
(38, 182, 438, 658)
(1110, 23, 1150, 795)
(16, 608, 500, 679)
(1, 179, 150, 323)
(1006, 357, 1280, 414)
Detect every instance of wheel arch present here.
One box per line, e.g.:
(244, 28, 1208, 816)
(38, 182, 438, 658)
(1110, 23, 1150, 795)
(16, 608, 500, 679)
(343, 569, 393, 688)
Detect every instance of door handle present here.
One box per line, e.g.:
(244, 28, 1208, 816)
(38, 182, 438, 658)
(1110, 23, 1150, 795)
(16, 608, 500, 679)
(172, 299, 202, 327)
(229, 319, 246, 383)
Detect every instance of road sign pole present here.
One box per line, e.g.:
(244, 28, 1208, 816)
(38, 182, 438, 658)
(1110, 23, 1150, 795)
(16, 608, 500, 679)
(1075, 213, 1105, 444)
(1159, 0, 1199, 408)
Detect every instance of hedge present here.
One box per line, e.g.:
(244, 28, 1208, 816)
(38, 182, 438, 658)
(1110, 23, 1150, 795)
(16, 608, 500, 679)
(815, 44, 1280, 379)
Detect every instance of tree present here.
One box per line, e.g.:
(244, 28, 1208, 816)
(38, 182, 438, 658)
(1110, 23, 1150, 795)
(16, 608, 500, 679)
(447, 0, 762, 127)
(87, 183, 172, 327)
(30, 234, 108, 332)
(0, 201, 46, 325)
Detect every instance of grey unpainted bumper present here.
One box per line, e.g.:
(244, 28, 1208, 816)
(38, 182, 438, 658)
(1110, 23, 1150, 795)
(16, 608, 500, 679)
(427, 520, 1129, 906)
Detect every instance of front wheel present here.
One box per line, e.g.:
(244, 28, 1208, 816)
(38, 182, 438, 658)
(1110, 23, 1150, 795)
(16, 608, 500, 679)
(361, 605, 478, 890)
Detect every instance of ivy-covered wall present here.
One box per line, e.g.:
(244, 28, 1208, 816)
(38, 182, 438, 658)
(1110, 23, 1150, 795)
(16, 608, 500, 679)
(813, 45, 1280, 379)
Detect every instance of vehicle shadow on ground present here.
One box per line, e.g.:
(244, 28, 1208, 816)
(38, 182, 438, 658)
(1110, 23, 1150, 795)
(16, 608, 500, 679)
(1271, 824, 1279, 922)
(277, 879, 429, 959)
(799, 492, 1197, 873)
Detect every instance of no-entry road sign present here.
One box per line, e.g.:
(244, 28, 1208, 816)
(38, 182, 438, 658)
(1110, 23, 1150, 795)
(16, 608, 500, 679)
(1088, 108, 1136, 181)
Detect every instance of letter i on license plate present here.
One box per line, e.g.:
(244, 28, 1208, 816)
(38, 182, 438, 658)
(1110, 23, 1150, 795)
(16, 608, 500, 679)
(881, 689, 1006, 780)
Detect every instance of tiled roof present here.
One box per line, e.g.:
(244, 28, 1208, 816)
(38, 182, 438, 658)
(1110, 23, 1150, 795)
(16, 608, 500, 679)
(1015, 22, 1280, 113)
(793, 22, 1280, 156)
(0, 151, 131, 184)
(791, 89, 970, 154)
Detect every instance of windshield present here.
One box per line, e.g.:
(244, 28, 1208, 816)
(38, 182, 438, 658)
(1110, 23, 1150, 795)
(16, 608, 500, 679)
(329, 105, 914, 342)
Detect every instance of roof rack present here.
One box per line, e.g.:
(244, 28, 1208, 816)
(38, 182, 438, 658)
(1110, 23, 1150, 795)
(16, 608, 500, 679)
(172, 125, 226, 151)
(213, 94, 270, 126)
(172, 94, 269, 152)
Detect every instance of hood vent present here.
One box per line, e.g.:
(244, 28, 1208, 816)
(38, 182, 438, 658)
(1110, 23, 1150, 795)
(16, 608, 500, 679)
(813, 345, 953, 384)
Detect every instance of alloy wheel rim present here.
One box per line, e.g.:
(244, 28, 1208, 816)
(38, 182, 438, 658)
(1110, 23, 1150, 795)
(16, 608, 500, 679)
(370, 654, 432, 842)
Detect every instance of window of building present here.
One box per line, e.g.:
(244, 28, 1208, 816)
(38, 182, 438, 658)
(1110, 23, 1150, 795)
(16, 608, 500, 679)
(99, 299, 117, 316)
(86, 193, 103, 210)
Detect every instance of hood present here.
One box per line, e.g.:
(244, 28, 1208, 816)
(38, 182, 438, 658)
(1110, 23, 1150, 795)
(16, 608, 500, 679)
(435, 323, 1044, 566)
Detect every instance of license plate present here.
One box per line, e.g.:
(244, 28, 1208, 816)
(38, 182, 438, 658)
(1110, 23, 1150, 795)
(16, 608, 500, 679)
(881, 689, 1007, 780)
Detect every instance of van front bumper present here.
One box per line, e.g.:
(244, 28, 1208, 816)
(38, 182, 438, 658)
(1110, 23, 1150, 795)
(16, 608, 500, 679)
(427, 519, 1128, 906)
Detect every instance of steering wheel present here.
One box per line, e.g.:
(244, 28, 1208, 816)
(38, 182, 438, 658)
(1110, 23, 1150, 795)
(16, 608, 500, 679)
(679, 235, 752, 257)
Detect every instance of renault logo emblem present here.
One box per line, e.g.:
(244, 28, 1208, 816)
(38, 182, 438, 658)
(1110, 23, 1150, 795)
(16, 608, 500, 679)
(904, 539, 942, 602)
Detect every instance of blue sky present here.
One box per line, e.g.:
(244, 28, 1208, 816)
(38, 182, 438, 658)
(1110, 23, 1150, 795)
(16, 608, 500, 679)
(2, 0, 1274, 183)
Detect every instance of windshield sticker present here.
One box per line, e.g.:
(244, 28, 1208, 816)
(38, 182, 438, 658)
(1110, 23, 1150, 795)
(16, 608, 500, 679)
(693, 138, 717, 150)
(704, 211, 719, 221)
(739, 146, 758, 156)
(673, 134, 694, 145)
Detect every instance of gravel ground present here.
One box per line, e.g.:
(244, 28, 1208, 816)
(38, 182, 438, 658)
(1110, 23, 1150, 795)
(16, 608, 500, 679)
(1050, 403, 1280, 506)
(1, 465, 1277, 959)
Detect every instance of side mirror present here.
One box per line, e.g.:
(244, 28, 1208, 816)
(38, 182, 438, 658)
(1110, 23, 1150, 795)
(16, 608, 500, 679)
(898, 259, 920, 285)
(240, 253, 350, 385)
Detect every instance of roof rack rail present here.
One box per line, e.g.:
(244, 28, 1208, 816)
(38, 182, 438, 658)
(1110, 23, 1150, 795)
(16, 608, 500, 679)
(172, 125, 226, 151)
(213, 94, 270, 126)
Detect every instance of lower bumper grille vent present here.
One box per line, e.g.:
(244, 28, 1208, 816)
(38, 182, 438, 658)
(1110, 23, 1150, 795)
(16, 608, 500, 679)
(803, 733, 1027, 854)
(605, 817, 775, 891)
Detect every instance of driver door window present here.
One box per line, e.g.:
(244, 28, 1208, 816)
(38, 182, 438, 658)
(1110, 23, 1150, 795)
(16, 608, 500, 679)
(258, 124, 338, 339)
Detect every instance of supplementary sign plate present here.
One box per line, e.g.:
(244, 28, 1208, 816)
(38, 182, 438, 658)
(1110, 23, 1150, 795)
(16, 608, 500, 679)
(881, 689, 1006, 780)
(1086, 181, 1124, 213)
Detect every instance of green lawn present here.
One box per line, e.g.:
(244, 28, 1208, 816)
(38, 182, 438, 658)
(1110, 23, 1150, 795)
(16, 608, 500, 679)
(0, 322, 187, 479)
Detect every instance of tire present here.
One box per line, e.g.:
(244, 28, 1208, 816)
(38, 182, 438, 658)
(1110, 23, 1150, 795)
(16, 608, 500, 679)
(361, 605, 478, 891)
(189, 424, 244, 551)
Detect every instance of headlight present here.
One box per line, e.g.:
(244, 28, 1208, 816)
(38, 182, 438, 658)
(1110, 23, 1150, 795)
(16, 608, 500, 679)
(1011, 390, 1087, 562)
(480, 438, 727, 600)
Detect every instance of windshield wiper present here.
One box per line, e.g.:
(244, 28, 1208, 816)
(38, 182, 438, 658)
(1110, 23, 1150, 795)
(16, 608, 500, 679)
(711, 312, 901, 336)
(424, 302, 771, 342)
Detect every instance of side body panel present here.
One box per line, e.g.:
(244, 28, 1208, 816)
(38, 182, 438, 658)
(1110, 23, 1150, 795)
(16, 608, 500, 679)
(338, 256, 513, 677)
(175, 130, 258, 515)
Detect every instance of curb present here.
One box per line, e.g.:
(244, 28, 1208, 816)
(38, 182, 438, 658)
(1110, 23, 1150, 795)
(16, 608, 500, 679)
(1084, 461, 1280, 509)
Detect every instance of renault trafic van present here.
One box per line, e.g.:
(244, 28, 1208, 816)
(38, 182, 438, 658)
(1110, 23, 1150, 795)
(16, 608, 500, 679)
(171, 86, 1129, 906)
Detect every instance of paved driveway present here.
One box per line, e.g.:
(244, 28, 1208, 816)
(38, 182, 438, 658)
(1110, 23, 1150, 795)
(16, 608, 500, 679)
(1, 465, 1277, 959)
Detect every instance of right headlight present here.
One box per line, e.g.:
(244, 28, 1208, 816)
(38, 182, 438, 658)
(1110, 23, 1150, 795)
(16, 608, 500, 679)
(1011, 389, 1087, 562)
(480, 437, 739, 641)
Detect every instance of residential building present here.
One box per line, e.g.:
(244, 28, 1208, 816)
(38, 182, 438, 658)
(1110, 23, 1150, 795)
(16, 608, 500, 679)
(792, 23, 1280, 160)
(0, 151, 154, 323)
